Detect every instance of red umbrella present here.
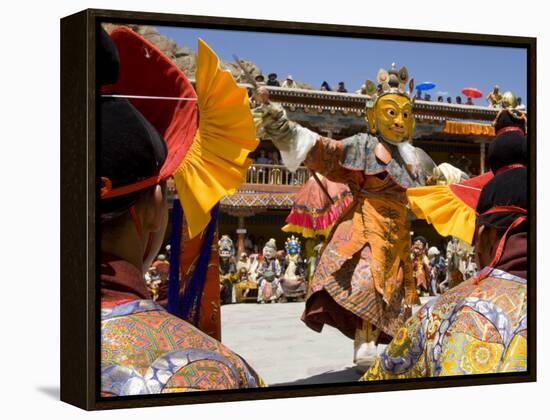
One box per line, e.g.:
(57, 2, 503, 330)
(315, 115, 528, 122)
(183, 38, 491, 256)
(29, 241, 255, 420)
(462, 87, 483, 98)
(282, 174, 352, 238)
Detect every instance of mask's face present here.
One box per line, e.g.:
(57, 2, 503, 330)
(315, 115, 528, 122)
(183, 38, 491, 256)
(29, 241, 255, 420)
(367, 94, 414, 143)
(263, 246, 276, 259)
(286, 244, 300, 255)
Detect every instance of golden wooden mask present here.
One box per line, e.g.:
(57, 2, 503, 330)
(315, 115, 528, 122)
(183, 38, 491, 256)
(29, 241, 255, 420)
(366, 94, 415, 143)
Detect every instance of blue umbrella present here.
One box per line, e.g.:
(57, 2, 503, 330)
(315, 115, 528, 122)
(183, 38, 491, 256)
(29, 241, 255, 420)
(416, 82, 436, 91)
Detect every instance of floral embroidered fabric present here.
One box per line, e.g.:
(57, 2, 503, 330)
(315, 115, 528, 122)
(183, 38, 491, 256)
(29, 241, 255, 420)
(101, 299, 263, 396)
(361, 269, 527, 380)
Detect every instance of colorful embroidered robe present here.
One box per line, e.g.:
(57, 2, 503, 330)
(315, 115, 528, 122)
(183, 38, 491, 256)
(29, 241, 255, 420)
(302, 133, 426, 339)
(101, 256, 264, 396)
(361, 268, 527, 380)
(101, 300, 264, 395)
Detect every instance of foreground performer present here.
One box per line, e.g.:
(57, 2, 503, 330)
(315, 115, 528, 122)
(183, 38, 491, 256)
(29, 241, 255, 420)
(254, 64, 441, 365)
(99, 28, 263, 395)
(361, 108, 528, 379)
(362, 166, 528, 379)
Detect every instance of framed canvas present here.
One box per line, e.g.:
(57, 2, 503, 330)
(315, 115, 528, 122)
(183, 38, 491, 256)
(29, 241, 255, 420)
(60, 8, 536, 410)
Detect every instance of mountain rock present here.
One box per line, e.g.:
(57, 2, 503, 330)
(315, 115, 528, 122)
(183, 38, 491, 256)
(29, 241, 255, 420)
(101, 23, 312, 89)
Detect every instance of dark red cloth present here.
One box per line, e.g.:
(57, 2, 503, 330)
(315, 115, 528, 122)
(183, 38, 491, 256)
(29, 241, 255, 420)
(302, 291, 395, 343)
(103, 27, 198, 181)
(157, 281, 169, 308)
(101, 253, 151, 308)
(301, 289, 362, 340)
(494, 231, 527, 279)
(449, 171, 494, 210)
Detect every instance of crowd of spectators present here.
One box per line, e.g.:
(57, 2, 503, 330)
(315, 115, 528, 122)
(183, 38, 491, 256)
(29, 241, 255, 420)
(251, 71, 351, 93)
(253, 149, 281, 165)
(410, 234, 477, 297)
(249, 68, 525, 112)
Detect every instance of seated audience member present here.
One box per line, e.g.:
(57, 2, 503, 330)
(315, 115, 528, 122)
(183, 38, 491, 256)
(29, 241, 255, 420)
(270, 150, 281, 165)
(255, 149, 272, 164)
(151, 253, 169, 306)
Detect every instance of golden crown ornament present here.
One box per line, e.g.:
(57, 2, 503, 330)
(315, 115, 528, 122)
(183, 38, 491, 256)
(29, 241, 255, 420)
(364, 63, 414, 108)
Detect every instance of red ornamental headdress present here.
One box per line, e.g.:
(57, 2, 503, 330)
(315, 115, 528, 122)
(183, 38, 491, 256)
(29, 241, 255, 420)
(407, 103, 527, 244)
(100, 27, 258, 238)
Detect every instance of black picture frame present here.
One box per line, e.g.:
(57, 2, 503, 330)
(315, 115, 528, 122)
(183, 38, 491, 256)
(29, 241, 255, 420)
(60, 8, 536, 410)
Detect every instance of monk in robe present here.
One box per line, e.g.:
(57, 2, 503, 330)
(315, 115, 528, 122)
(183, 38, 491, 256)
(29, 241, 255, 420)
(99, 28, 263, 396)
(411, 236, 431, 296)
(362, 104, 528, 379)
(362, 167, 528, 379)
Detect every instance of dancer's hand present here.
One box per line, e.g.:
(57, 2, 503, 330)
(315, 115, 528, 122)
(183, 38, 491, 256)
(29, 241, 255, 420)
(252, 101, 296, 152)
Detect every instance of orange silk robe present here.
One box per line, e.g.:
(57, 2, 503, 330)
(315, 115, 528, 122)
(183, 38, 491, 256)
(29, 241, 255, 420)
(302, 134, 422, 339)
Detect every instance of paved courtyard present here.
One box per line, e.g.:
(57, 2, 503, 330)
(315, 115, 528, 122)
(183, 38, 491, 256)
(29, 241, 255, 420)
(221, 301, 359, 386)
(220, 297, 434, 386)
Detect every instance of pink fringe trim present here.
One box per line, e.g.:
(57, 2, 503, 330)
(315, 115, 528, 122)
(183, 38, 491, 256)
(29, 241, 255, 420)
(285, 196, 352, 230)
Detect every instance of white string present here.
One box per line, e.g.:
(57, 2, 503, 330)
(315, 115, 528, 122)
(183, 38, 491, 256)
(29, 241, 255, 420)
(101, 94, 198, 101)
(452, 183, 482, 191)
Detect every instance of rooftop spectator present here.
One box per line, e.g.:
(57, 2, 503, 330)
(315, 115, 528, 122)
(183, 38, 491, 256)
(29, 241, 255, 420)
(455, 96, 463, 104)
(466, 97, 474, 105)
(320, 81, 332, 91)
(437, 96, 444, 102)
(266, 73, 280, 87)
(486, 84, 503, 108)
(446, 96, 452, 104)
(337, 81, 348, 93)
(281, 75, 297, 88)
(424, 93, 431, 101)
(254, 74, 266, 85)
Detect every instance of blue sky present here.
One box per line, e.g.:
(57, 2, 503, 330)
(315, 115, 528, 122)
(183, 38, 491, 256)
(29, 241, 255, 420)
(158, 26, 527, 104)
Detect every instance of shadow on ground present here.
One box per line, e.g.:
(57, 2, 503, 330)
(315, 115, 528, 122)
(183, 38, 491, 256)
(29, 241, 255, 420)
(36, 386, 60, 400)
(272, 366, 362, 387)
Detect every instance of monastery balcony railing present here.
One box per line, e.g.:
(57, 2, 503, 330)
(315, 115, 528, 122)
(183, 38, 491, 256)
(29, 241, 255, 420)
(245, 164, 310, 186)
(165, 164, 308, 207)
